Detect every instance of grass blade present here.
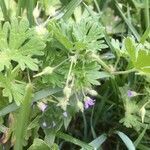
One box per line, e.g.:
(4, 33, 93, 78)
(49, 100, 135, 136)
(56, 131, 93, 149)
(88, 134, 107, 149)
(90, 107, 97, 138)
(82, 112, 88, 141)
(134, 125, 148, 147)
(0, 103, 19, 117)
(138, 144, 150, 150)
(14, 83, 33, 150)
(26, 0, 34, 26)
(114, 0, 140, 41)
(16, 0, 26, 17)
(116, 131, 135, 150)
(0, 0, 9, 21)
(140, 26, 150, 43)
(32, 87, 61, 102)
(62, 0, 83, 20)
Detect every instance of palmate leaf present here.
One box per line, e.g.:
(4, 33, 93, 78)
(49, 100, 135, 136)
(48, 22, 73, 51)
(125, 37, 150, 73)
(49, 17, 107, 53)
(0, 18, 46, 72)
(73, 18, 107, 51)
(0, 70, 26, 105)
(74, 61, 102, 88)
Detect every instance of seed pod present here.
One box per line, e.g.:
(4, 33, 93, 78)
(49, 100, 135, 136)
(140, 106, 146, 123)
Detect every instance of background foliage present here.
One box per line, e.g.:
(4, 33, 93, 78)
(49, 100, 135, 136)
(0, 0, 150, 150)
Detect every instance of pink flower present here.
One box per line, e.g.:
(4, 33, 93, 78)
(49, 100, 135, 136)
(127, 90, 138, 97)
(84, 97, 95, 109)
(37, 102, 47, 112)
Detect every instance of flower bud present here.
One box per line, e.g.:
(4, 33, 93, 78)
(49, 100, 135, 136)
(35, 25, 48, 36)
(37, 102, 47, 112)
(63, 86, 72, 99)
(91, 53, 100, 61)
(33, 66, 54, 77)
(77, 101, 84, 112)
(127, 90, 138, 97)
(70, 55, 77, 64)
(47, 6, 56, 16)
(57, 98, 69, 111)
(87, 89, 98, 96)
(33, 3, 40, 19)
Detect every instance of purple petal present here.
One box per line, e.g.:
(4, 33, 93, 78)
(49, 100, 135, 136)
(127, 90, 132, 97)
(84, 97, 95, 109)
(127, 90, 137, 97)
(84, 102, 89, 109)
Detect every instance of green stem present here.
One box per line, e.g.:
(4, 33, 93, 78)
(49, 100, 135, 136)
(90, 107, 97, 139)
(54, 58, 69, 69)
(104, 31, 116, 53)
(93, 0, 101, 13)
(97, 58, 112, 73)
(66, 57, 74, 86)
(14, 83, 33, 150)
(97, 57, 135, 75)
(82, 112, 87, 141)
(112, 68, 136, 75)
(114, 56, 120, 69)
